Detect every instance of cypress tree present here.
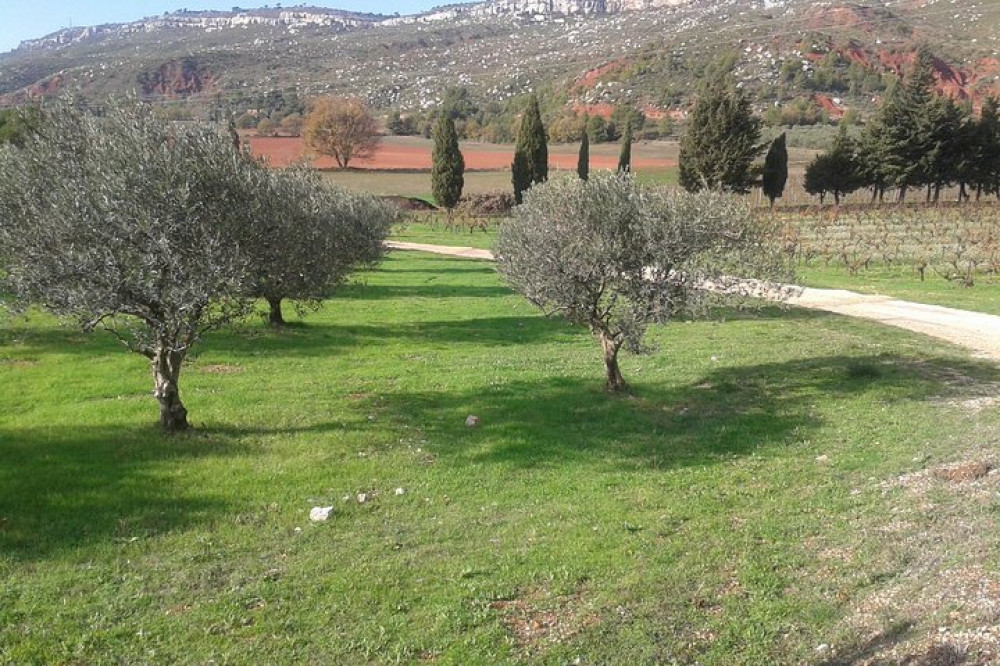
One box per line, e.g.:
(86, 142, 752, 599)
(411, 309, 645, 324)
(512, 94, 548, 204)
(512, 151, 531, 205)
(678, 71, 762, 193)
(228, 118, 241, 151)
(617, 122, 632, 174)
(431, 114, 465, 213)
(761, 132, 788, 206)
(577, 121, 590, 181)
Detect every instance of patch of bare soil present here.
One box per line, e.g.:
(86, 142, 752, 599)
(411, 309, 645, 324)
(489, 587, 600, 654)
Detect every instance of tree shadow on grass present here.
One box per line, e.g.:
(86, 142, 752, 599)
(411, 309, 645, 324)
(0, 425, 252, 562)
(380, 353, 1000, 472)
(376, 263, 496, 276)
(1, 315, 576, 361)
(816, 619, 969, 665)
(204, 316, 580, 358)
(336, 283, 513, 300)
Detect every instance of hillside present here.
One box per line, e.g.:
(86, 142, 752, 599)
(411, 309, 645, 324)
(1, 0, 998, 128)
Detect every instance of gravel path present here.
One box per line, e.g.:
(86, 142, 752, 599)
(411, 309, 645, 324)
(387, 241, 1000, 361)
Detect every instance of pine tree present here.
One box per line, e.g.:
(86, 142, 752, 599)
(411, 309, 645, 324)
(617, 122, 632, 174)
(678, 71, 762, 193)
(974, 97, 1000, 200)
(857, 110, 892, 202)
(805, 125, 863, 205)
(867, 48, 937, 201)
(512, 94, 548, 204)
(577, 122, 590, 181)
(926, 96, 971, 202)
(431, 114, 465, 213)
(761, 132, 788, 206)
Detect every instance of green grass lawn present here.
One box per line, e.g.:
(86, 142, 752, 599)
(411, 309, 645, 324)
(392, 220, 497, 250)
(322, 170, 516, 199)
(3, 252, 1000, 663)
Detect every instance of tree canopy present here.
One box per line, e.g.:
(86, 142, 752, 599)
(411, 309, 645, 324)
(761, 132, 788, 206)
(577, 125, 590, 181)
(0, 99, 393, 430)
(0, 100, 259, 430)
(512, 94, 548, 204)
(678, 72, 762, 194)
(303, 96, 381, 169)
(431, 113, 465, 211)
(804, 125, 863, 205)
(495, 173, 791, 392)
(238, 164, 392, 326)
(617, 121, 633, 174)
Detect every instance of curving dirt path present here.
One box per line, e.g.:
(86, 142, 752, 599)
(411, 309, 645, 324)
(387, 241, 1000, 361)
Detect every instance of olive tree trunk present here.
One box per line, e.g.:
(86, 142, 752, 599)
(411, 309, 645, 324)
(598, 330, 627, 393)
(267, 296, 285, 326)
(152, 346, 189, 432)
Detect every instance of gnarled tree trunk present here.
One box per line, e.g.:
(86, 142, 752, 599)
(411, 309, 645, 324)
(152, 346, 188, 432)
(597, 330, 627, 393)
(267, 296, 285, 326)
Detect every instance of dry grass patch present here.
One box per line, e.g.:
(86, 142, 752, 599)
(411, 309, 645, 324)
(489, 586, 601, 654)
(827, 448, 1000, 664)
(196, 363, 243, 374)
(0, 357, 39, 367)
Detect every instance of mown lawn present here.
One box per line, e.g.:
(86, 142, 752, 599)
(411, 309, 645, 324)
(2, 251, 999, 663)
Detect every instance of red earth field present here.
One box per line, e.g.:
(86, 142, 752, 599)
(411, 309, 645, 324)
(245, 135, 677, 171)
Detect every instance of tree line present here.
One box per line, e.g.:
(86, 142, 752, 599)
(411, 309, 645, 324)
(806, 49, 1000, 205)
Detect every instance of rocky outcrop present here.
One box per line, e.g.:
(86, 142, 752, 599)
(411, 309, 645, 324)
(466, 0, 692, 17)
(137, 59, 213, 97)
(0, 73, 64, 106)
(17, 8, 383, 51)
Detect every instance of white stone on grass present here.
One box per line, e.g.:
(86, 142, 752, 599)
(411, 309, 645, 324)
(309, 506, 334, 522)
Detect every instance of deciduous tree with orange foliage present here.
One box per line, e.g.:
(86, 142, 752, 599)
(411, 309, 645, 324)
(303, 97, 381, 169)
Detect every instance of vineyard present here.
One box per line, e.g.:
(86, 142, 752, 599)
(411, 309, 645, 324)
(777, 204, 1000, 287)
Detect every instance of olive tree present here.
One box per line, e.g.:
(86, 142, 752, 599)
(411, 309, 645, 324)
(0, 100, 259, 431)
(243, 164, 393, 325)
(494, 173, 790, 392)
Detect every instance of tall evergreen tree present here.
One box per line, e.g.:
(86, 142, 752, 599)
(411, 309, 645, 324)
(926, 96, 971, 202)
(512, 151, 531, 205)
(617, 122, 632, 174)
(577, 122, 590, 181)
(868, 48, 937, 201)
(512, 94, 548, 204)
(678, 71, 762, 193)
(857, 112, 892, 202)
(973, 96, 1000, 200)
(761, 132, 788, 206)
(431, 114, 465, 213)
